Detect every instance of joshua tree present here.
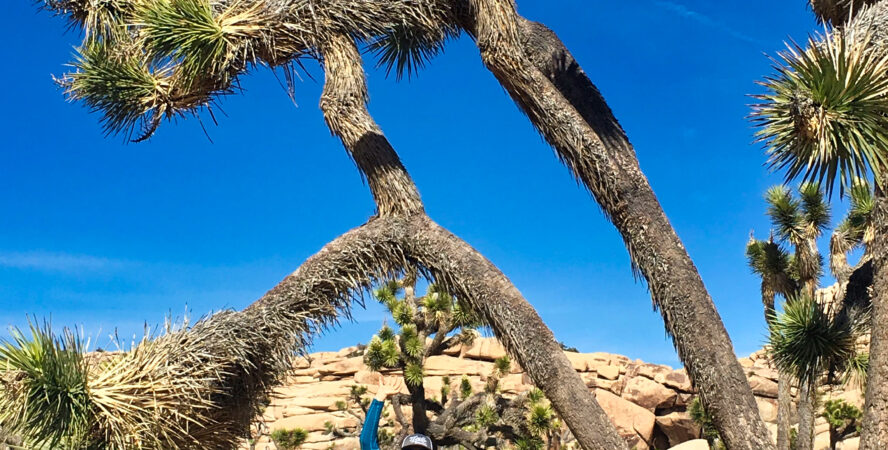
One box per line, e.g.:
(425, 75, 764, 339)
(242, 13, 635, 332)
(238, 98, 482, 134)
(762, 184, 830, 450)
(29, 0, 777, 447)
(364, 278, 484, 434)
(753, 2, 888, 446)
(746, 235, 797, 449)
(821, 399, 862, 450)
(831, 181, 875, 284)
(361, 279, 569, 448)
(768, 294, 866, 449)
(747, 235, 797, 324)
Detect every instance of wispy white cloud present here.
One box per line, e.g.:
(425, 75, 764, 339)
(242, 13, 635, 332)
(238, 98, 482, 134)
(0, 251, 128, 273)
(653, 1, 763, 46)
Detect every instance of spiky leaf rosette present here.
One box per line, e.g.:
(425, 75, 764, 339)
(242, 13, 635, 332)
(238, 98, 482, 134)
(0, 322, 91, 448)
(42, 0, 131, 39)
(841, 351, 870, 390)
(460, 375, 473, 399)
(367, 17, 459, 80)
(403, 362, 424, 387)
(767, 295, 858, 384)
(62, 39, 173, 138)
(134, 0, 265, 89)
(494, 355, 511, 375)
(753, 30, 888, 194)
(527, 404, 554, 437)
(745, 237, 796, 298)
(475, 404, 498, 427)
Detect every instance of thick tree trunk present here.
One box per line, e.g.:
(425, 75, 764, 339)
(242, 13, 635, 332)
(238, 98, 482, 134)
(408, 381, 430, 434)
(777, 375, 793, 450)
(460, 5, 772, 448)
(314, 32, 627, 449)
(797, 379, 816, 450)
(861, 190, 888, 449)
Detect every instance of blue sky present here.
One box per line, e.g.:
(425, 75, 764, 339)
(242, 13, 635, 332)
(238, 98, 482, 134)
(2, 1, 830, 367)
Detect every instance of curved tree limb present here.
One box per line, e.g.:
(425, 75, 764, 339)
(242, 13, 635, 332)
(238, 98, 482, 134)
(457, 3, 774, 448)
(310, 32, 626, 449)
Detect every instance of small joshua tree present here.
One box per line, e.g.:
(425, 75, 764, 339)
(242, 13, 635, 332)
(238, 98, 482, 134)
(361, 278, 572, 448)
(364, 277, 485, 434)
(821, 399, 862, 450)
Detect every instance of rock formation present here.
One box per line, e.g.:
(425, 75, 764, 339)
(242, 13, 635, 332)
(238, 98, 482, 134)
(242, 339, 863, 450)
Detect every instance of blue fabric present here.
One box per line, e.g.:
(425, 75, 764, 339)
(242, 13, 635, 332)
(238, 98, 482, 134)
(360, 399, 384, 450)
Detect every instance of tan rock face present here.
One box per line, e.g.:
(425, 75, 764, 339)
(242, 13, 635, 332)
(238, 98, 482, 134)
(622, 376, 678, 411)
(424, 355, 493, 376)
(655, 411, 701, 447)
(748, 374, 779, 398)
(594, 388, 656, 449)
(243, 339, 863, 450)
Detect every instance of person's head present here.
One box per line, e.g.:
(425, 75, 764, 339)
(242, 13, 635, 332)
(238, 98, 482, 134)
(400, 433, 433, 450)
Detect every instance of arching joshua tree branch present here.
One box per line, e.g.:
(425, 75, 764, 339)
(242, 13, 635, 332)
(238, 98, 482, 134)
(456, 2, 773, 448)
(313, 32, 626, 449)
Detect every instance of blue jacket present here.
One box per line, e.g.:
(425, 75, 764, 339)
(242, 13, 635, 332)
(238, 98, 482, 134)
(360, 399, 384, 450)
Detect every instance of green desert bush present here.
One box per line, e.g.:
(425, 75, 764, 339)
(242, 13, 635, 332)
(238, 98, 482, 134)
(270, 427, 308, 450)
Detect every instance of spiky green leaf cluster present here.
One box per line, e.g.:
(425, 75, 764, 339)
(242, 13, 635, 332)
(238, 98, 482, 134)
(0, 322, 92, 448)
(494, 355, 511, 375)
(368, 23, 459, 80)
(64, 39, 167, 138)
(527, 404, 554, 436)
(767, 295, 859, 384)
(746, 238, 795, 293)
(514, 436, 545, 450)
(401, 325, 424, 360)
(270, 427, 308, 450)
(821, 399, 862, 430)
(767, 184, 830, 243)
(475, 404, 498, 427)
(752, 31, 888, 195)
(364, 333, 400, 371)
(527, 388, 545, 405)
(460, 375, 473, 399)
(841, 351, 870, 390)
(833, 180, 874, 257)
(689, 397, 720, 442)
(403, 362, 424, 387)
(135, 0, 233, 88)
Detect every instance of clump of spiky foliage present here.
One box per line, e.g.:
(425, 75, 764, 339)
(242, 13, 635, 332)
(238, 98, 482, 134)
(752, 29, 888, 195)
(821, 399, 862, 447)
(269, 427, 308, 450)
(831, 180, 875, 280)
(368, 21, 459, 80)
(767, 295, 867, 386)
(364, 278, 484, 388)
(39, 0, 463, 140)
(0, 321, 91, 448)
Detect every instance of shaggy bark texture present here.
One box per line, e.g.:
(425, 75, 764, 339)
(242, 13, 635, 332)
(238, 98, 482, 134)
(777, 376, 793, 450)
(797, 380, 816, 450)
(462, 6, 772, 449)
(318, 35, 424, 216)
(313, 32, 626, 449)
(862, 192, 888, 448)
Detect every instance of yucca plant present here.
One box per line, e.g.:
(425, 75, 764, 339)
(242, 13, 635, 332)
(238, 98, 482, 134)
(0, 321, 92, 449)
(831, 180, 875, 282)
(768, 295, 861, 385)
(753, 11, 888, 445)
(753, 30, 888, 196)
